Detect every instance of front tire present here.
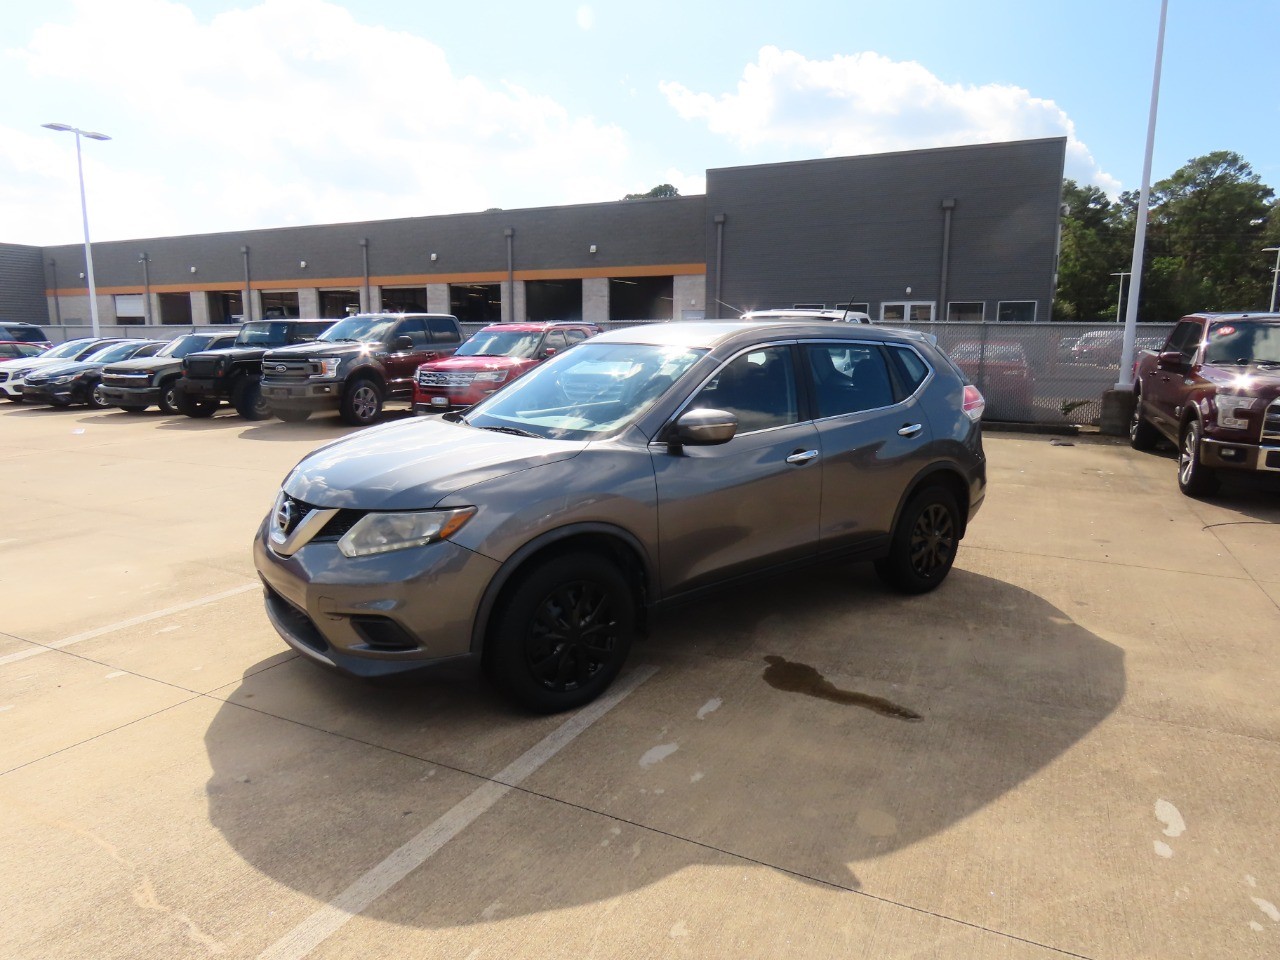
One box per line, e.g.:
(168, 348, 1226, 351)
(88, 383, 112, 410)
(1178, 419, 1220, 497)
(1130, 392, 1159, 450)
(232, 378, 271, 420)
(340, 377, 383, 426)
(118, 404, 148, 413)
(273, 407, 311, 422)
(875, 486, 961, 594)
(488, 554, 636, 713)
(175, 387, 218, 418)
(156, 378, 181, 415)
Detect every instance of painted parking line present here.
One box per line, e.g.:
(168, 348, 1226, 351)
(0, 583, 259, 667)
(258, 664, 660, 960)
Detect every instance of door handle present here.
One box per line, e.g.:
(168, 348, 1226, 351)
(897, 423, 924, 437)
(785, 449, 819, 465)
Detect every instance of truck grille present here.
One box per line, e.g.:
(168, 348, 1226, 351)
(417, 370, 476, 387)
(102, 370, 151, 387)
(262, 359, 317, 382)
(1263, 399, 1280, 444)
(184, 357, 224, 379)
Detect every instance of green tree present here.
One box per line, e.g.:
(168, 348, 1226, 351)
(1055, 180, 1126, 320)
(623, 183, 680, 200)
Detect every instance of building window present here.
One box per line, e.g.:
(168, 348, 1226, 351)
(319, 289, 360, 318)
(527, 278, 583, 322)
(448, 283, 500, 323)
(261, 291, 299, 319)
(610, 276, 673, 321)
(114, 294, 145, 320)
(880, 302, 935, 323)
(792, 302, 825, 309)
(835, 302, 870, 314)
(382, 286, 427, 313)
(997, 301, 1037, 322)
(948, 302, 985, 322)
(158, 292, 193, 325)
(209, 291, 243, 323)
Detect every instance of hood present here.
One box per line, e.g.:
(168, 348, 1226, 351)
(104, 356, 180, 372)
(421, 354, 532, 372)
(264, 340, 376, 360)
(283, 417, 585, 510)
(24, 359, 97, 379)
(187, 345, 271, 362)
(0, 355, 83, 374)
(1202, 364, 1280, 400)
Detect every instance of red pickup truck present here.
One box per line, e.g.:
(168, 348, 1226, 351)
(1131, 312, 1280, 496)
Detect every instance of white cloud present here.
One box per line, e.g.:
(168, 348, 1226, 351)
(661, 46, 1119, 194)
(5, 0, 635, 244)
(576, 5, 594, 31)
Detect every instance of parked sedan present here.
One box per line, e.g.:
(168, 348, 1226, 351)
(22, 339, 166, 408)
(0, 338, 124, 402)
(948, 340, 1034, 419)
(256, 321, 986, 712)
(0, 342, 46, 362)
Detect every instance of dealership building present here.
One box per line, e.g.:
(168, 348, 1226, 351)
(1, 137, 1066, 335)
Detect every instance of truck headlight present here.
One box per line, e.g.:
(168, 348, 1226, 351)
(337, 507, 475, 558)
(473, 371, 508, 383)
(310, 358, 342, 379)
(1216, 396, 1257, 430)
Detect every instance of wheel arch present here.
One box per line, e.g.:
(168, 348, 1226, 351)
(470, 523, 655, 662)
(889, 463, 973, 541)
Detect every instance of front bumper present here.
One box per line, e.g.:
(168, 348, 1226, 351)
(252, 517, 500, 677)
(0, 377, 26, 398)
(21, 383, 77, 404)
(260, 381, 341, 412)
(99, 384, 159, 406)
(1201, 438, 1280, 473)
(179, 378, 226, 399)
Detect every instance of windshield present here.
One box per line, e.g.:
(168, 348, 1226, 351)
(158, 334, 220, 358)
(318, 316, 395, 343)
(235, 321, 293, 346)
(1, 343, 44, 359)
(457, 329, 542, 358)
(1203, 322, 1280, 365)
(463, 341, 706, 441)
(86, 341, 149, 363)
(44, 339, 97, 359)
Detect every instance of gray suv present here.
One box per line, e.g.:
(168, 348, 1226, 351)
(254, 321, 987, 711)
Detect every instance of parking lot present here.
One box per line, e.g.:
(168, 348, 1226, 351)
(1, 402, 1278, 959)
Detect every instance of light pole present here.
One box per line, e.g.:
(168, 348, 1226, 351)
(1110, 271, 1131, 323)
(1264, 247, 1280, 313)
(42, 122, 110, 339)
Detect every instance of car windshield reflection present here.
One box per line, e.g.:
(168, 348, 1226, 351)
(461, 342, 705, 441)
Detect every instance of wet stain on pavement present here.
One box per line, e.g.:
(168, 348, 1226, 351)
(762, 655, 923, 721)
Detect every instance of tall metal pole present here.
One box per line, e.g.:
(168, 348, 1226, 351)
(48, 259, 62, 326)
(72, 131, 102, 339)
(1110, 271, 1131, 323)
(139, 253, 152, 325)
(1116, 0, 1168, 389)
(1264, 247, 1280, 313)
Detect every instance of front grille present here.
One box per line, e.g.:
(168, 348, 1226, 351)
(418, 370, 476, 387)
(185, 358, 223, 379)
(0, 372, 8, 383)
(262, 359, 317, 382)
(1263, 400, 1280, 444)
(263, 584, 329, 654)
(102, 370, 151, 387)
(274, 493, 363, 543)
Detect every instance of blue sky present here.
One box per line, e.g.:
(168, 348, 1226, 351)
(3, 0, 1276, 245)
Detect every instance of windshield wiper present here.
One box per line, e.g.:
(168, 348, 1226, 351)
(477, 425, 542, 439)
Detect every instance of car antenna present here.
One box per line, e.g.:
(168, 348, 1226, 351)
(715, 299, 742, 316)
(840, 291, 856, 323)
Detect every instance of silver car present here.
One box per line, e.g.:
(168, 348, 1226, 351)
(254, 321, 987, 711)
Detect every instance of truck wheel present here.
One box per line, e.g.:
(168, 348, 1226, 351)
(875, 486, 961, 594)
(232, 378, 271, 420)
(88, 384, 112, 410)
(487, 553, 636, 713)
(1177, 419, 1220, 497)
(340, 377, 383, 426)
(156, 378, 182, 415)
(118, 404, 148, 413)
(175, 387, 217, 418)
(1129, 393, 1159, 450)
(274, 408, 311, 422)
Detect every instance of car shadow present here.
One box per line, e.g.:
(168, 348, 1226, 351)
(1133, 445, 1280, 522)
(203, 565, 1125, 929)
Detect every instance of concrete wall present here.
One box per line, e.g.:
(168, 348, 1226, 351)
(583, 277, 609, 324)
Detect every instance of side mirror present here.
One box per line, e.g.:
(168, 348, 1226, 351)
(670, 408, 738, 449)
(393, 335, 414, 351)
(541, 346, 557, 358)
(1156, 350, 1187, 372)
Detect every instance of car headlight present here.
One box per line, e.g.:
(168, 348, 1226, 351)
(1216, 396, 1257, 430)
(310, 358, 342, 379)
(49, 374, 76, 385)
(473, 371, 508, 383)
(337, 507, 476, 558)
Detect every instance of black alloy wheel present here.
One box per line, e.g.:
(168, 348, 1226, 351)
(490, 554, 636, 712)
(1177, 419, 1220, 497)
(875, 486, 961, 594)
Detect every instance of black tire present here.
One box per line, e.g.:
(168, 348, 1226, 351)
(156, 378, 181, 415)
(88, 383, 112, 410)
(1130, 392, 1159, 450)
(488, 553, 636, 713)
(875, 486, 961, 595)
(274, 407, 311, 422)
(340, 377, 383, 426)
(232, 378, 271, 420)
(6, 394, 24, 403)
(175, 386, 218, 418)
(1177, 419, 1220, 497)
(48, 395, 72, 408)
(118, 404, 148, 413)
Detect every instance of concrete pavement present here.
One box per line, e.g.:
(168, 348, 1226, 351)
(0, 402, 1277, 959)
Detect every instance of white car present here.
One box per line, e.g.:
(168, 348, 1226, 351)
(740, 308, 872, 324)
(0, 338, 120, 401)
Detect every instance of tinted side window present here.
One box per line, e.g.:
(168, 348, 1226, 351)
(544, 330, 569, 353)
(690, 346, 799, 433)
(428, 317, 461, 344)
(564, 328, 588, 343)
(1166, 320, 1202, 359)
(397, 318, 429, 348)
(805, 344, 896, 417)
(887, 345, 930, 397)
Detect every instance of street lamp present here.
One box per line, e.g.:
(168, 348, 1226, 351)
(1264, 247, 1280, 314)
(42, 122, 111, 339)
(1110, 271, 1131, 324)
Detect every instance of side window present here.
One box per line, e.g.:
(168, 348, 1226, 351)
(428, 317, 461, 344)
(886, 345, 931, 397)
(397, 318, 429, 348)
(1165, 320, 1201, 359)
(564, 328, 588, 343)
(689, 345, 799, 433)
(805, 344, 897, 418)
(543, 330, 569, 354)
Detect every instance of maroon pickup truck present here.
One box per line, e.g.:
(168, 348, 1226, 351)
(1131, 312, 1280, 496)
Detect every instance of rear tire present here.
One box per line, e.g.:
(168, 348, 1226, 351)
(1129, 392, 1159, 450)
(274, 407, 311, 423)
(488, 553, 636, 713)
(875, 486, 961, 594)
(232, 378, 271, 420)
(340, 377, 383, 426)
(1178, 419, 1220, 497)
(175, 387, 218, 418)
(156, 378, 181, 415)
